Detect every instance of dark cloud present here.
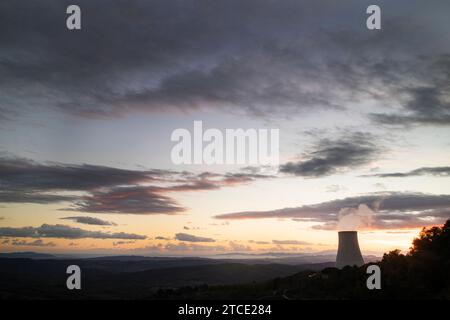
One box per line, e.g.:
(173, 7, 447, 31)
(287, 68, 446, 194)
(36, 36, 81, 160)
(0, 191, 76, 204)
(221, 172, 274, 185)
(362, 166, 450, 178)
(0, 156, 171, 192)
(0, 224, 147, 239)
(326, 185, 346, 193)
(163, 171, 273, 192)
(228, 241, 252, 252)
(280, 133, 380, 177)
(175, 233, 215, 243)
(60, 216, 117, 226)
(0, 155, 271, 214)
(215, 192, 450, 229)
(1, 0, 449, 122)
(371, 82, 450, 126)
(10, 239, 56, 247)
(163, 180, 220, 192)
(155, 236, 170, 240)
(0, 156, 185, 213)
(72, 186, 185, 215)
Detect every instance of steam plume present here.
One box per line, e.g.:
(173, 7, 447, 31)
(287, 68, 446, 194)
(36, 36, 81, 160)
(337, 203, 375, 231)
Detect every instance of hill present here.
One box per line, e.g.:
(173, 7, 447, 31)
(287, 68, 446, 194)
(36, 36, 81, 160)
(0, 257, 332, 299)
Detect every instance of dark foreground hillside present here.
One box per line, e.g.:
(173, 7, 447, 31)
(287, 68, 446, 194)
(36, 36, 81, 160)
(0, 258, 331, 299)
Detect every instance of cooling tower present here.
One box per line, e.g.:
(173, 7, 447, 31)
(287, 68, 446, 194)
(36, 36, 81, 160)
(336, 231, 364, 268)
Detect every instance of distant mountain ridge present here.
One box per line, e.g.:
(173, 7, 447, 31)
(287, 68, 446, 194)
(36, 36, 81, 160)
(0, 252, 56, 259)
(0, 251, 380, 264)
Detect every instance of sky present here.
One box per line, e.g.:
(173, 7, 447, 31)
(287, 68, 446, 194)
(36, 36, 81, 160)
(1, 0, 450, 256)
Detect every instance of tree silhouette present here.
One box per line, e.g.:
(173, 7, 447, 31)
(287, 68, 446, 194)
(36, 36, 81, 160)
(378, 219, 450, 298)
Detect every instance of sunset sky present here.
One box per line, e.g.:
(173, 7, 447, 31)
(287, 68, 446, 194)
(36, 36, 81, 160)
(1, 0, 450, 256)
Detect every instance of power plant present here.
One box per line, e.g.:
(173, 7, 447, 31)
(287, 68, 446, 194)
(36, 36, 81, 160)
(336, 231, 365, 268)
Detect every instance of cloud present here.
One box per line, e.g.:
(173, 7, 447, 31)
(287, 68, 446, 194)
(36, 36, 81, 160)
(0, 224, 147, 239)
(60, 216, 116, 226)
(155, 236, 170, 240)
(164, 243, 226, 252)
(0, 191, 77, 204)
(1, 0, 449, 124)
(163, 172, 273, 192)
(0, 156, 182, 211)
(0, 155, 271, 214)
(371, 83, 450, 126)
(0, 0, 335, 118)
(10, 239, 56, 247)
(72, 186, 185, 215)
(280, 133, 380, 177)
(113, 241, 136, 246)
(135, 242, 229, 253)
(249, 240, 270, 245)
(272, 240, 311, 245)
(362, 166, 450, 178)
(215, 192, 450, 229)
(175, 233, 216, 243)
(0, 156, 174, 192)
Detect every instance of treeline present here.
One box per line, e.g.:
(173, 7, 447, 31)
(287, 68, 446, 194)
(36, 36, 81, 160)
(377, 218, 450, 299)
